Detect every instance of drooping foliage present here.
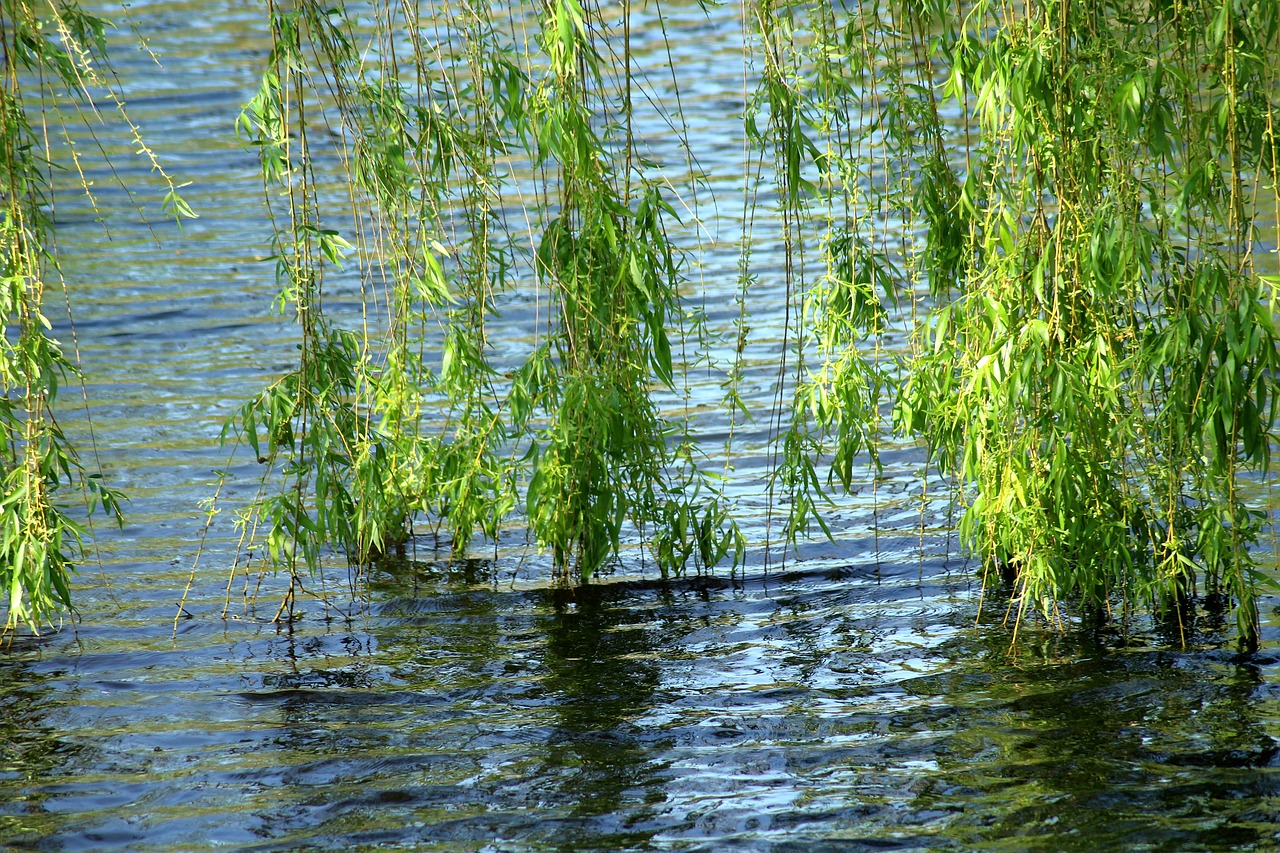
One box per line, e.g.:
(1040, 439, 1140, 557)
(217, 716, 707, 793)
(0, 1, 185, 633)
(220, 0, 1280, 648)
(221, 0, 743, 613)
(887, 0, 1280, 647)
(5, 0, 1280, 651)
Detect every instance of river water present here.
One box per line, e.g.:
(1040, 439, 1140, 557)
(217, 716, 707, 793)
(3, 2, 1280, 850)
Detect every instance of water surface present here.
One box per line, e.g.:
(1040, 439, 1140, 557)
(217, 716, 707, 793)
(3, 3, 1280, 851)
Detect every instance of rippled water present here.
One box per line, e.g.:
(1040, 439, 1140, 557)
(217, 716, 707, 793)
(4, 2, 1280, 850)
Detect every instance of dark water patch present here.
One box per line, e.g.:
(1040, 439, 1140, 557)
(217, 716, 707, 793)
(9, 567, 1280, 850)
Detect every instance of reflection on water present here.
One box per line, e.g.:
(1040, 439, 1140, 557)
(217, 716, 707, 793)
(2, 0, 1280, 850)
(0, 650, 83, 849)
(4, 555, 1280, 850)
(917, 635, 1280, 849)
(537, 586, 667, 832)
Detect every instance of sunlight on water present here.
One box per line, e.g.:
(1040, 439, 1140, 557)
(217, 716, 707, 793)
(2, 2, 1279, 851)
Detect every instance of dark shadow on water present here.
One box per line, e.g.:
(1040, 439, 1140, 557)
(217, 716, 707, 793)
(902, 620, 1280, 851)
(11, 550, 1278, 852)
(226, 556, 688, 850)
(530, 583, 672, 848)
(0, 649, 84, 850)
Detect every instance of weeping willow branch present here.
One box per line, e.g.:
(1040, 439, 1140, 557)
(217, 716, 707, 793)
(0, 1, 188, 634)
(212, 0, 1280, 651)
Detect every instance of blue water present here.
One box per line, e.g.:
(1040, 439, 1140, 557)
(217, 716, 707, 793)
(3, 2, 1280, 850)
